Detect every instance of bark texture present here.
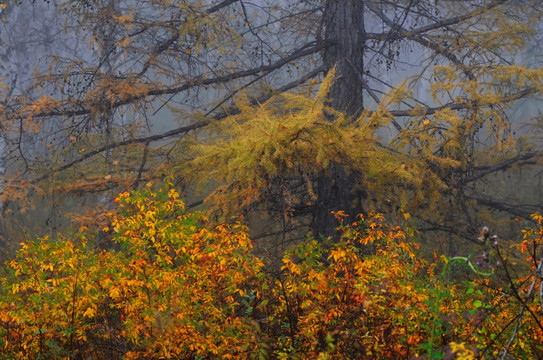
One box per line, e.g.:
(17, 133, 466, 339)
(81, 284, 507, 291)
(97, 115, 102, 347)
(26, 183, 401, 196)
(323, 0, 365, 117)
(314, 0, 366, 239)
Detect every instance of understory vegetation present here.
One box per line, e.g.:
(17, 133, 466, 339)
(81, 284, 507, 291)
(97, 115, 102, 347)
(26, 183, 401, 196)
(0, 181, 541, 359)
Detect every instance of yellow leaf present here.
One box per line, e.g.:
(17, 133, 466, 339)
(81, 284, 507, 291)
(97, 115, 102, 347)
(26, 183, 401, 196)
(83, 306, 96, 318)
(118, 36, 131, 49)
(110, 287, 121, 299)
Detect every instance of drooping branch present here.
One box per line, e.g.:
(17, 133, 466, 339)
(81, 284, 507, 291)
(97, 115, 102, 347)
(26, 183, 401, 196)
(6, 42, 326, 122)
(462, 150, 541, 185)
(22, 66, 328, 187)
(469, 196, 543, 219)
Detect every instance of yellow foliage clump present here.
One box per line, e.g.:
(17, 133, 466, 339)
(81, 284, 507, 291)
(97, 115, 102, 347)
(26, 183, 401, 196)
(0, 181, 266, 359)
(189, 69, 454, 220)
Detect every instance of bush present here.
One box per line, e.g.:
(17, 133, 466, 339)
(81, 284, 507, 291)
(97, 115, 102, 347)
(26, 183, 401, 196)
(0, 181, 266, 359)
(0, 182, 541, 359)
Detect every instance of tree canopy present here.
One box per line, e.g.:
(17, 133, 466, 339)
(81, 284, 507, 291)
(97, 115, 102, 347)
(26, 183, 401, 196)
(1, 0, 543, 246)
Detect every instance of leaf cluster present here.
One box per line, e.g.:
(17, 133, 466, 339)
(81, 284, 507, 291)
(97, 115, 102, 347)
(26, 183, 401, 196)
(189, 70, 450, 223)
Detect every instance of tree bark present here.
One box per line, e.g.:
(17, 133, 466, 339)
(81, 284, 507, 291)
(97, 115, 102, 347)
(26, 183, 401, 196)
(314, 0, 366, 239)
(323, 0, 365, 117)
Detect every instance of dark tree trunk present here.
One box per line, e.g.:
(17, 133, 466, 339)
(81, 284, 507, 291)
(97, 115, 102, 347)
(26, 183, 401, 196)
(314, 0, 366, 239)
(323, 0, 365, 117)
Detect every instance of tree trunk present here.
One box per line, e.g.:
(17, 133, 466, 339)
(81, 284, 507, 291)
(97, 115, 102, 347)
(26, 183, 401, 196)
(323, 0, 365, 117)
(314, 0, 366, 239)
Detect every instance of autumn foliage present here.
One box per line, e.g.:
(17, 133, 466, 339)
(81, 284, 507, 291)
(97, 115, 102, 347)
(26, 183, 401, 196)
(0, 183, 541, 359)
(0, 182, 265, 359)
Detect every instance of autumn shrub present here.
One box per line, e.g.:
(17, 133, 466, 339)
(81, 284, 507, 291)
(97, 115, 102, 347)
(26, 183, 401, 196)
(470, 214, 543, 359)
(0, 181, 267, 359)
(0, 234, 108, 359)
(264, 212, 485, 359)
(263, 212, 543, 359)
(0, 183, 541, 359)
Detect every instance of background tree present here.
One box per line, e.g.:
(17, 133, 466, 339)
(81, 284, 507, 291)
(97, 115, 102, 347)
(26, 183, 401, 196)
(1, 0, 543, 249)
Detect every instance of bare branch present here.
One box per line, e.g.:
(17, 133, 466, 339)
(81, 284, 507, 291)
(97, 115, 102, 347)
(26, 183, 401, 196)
(365, 0, 473, 78)
(24, 66, 327, 187)
(462, 151, 541, 184)
(365, 0, 509, 41)
(10, 42, 326, 121)
(205, 0, 239, 14)
(500, 255, 543, 359)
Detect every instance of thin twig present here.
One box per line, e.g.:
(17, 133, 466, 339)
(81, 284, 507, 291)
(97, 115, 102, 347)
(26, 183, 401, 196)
(500, 254, 543, 359)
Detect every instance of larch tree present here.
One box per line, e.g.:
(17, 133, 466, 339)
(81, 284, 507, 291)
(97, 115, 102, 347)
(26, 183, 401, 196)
(1, 0, 543, 246)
